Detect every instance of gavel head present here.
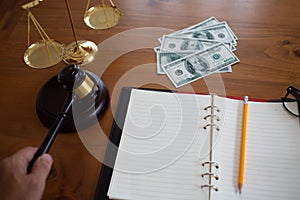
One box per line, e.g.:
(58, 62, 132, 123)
(57, 64, 99, 100)
(57, 64, 80, 91)
(36, 64, 109, 132)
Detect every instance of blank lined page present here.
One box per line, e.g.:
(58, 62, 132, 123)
(211, 97, 300, 200)
(108, 89, 213, 200)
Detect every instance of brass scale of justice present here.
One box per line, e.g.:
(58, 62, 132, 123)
(20, 0, 120, 135)
(22, 0, 121, 172)
(22, 0, 122, 69)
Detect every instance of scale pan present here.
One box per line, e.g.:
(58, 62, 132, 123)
(24, 39, 65, 69)
(84, 4, 121, 29)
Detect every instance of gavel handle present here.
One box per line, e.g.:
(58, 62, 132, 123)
(27, 98, 74, 174)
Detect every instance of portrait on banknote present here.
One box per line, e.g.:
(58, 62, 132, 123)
(191, 31, 214, 40)
(180, 40, 204, 51)
(185, 56, 209, 75)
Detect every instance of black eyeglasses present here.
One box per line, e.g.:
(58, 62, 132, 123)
(281, 86, 300, 120)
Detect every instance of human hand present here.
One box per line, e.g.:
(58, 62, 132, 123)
(0, 147, 53, 200)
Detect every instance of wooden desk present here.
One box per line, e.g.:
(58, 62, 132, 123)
(0, 0, 299, 199)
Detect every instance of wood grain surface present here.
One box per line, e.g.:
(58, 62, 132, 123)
(0, 0, 300, 199)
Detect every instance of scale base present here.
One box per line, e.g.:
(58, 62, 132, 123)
(63, 40, 98, 66)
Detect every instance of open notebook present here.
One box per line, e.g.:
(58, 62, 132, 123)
(106, 88, 300, 200)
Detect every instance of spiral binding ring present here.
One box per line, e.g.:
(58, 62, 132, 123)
(203, 114, 220, 121)
(203, 124, 220, 131)
(201, 172, 219, 180)
(201, 184, 219, 192)
(202, 96, 220, 193)
(204, 105, 220, 112)
(202, 161, 219, 169)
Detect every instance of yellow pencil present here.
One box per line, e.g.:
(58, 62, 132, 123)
(238, 96, 248, 194)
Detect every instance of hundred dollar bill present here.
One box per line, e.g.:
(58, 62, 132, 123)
(173, 25, 237, 46)
(162, 43, 239, 88)
(157, 51, 232, 74)
(158, 17, 220, 43)
(170, 16, 220, 35)
(161, 35, 235, 52)
(202, 21, 238, 41)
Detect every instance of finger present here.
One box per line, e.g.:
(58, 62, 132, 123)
(0, 147, 38, 175)
(12, 147, 37, 160)
(30, 154, 53, 181)
(12, 147, 38, 167)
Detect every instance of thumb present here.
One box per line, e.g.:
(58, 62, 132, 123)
(30, 154, 53, 181)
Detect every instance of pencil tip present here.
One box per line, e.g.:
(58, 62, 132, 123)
(238, 184, 242, 194)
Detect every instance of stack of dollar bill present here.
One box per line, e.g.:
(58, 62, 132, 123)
(155, 16, 240, 88)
